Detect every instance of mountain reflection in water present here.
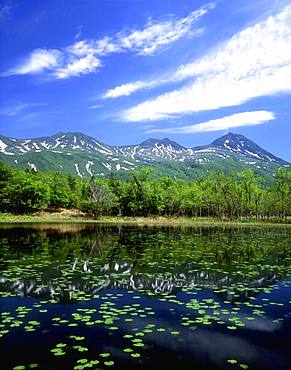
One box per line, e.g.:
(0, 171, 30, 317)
(1, 224, 291, 370)
(0, 224, 289, 302)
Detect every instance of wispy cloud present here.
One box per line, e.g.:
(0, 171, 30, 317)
(54, 54, 101, 79)
(74, 25, 84, 40)
(89, 104, 103, 110)
(103, 80, 159, 98)
(0, 2, 11, 20)
(0, 102, 47, 116)
(16, 109, 62, 123)
(116, 4, 213, 56)
(120, 5, 291, 121)
(4, 49, 61, 76)
(3, 4, 213, 79)
(0, 103, 29, 116)
(147, 111, 275, 134)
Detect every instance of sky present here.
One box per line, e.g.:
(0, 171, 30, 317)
(0, 0, 291, 161)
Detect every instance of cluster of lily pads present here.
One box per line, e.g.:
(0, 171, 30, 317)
(0, 225, 291, 369)
(1, 278, 291, 369)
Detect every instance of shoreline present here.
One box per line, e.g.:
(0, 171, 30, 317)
(0, 213, 290, 228)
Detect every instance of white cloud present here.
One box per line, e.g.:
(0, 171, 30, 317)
(121, 5, 291, 120)
(88, 3, 210, 60)
(173, 4, 291, 81)
(94, 37, 122, 55)
(54, 54, 101, 79)
(103, 80, 158, 98)
(117, 4, 213, 56)
(67, 40, 96, 57)
(6, 49, 61, 75)
(147, 111, 275, 134)
(89, 104, 102, 109)
(4, 4, 212, 79)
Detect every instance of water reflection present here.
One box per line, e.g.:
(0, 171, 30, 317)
(0, 224, 290, 301)
(1, 224, 291, 370)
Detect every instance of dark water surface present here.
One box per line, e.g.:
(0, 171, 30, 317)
(0, 223, 291, 370)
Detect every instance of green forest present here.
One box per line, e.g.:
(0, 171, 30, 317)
(0, 161, 290, 221)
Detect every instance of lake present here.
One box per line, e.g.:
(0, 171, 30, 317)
(0, 224, 291, 370)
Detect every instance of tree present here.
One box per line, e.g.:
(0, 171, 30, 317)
(48, 174, 74, 208)
(0, 160, 290, 222)
(239, 169, 264, 218)
(81, 180, 118, 216)
(2, 173, 50, 213)
(125, 168, 157, 216)
(0, 161, 13, 184)
(274, 167, 291, 221)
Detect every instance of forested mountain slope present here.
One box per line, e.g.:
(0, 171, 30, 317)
(0, 132, 289, 180)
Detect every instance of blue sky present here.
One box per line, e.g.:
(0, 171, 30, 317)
(0, 0, 290, 160)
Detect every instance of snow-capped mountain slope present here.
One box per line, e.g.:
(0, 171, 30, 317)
(0, 132, 137, 176)
(115, 138, 189, 160)
(0, 132, 113, 155)
(208, 133, 287, 165)
(0, 132, 289, 179)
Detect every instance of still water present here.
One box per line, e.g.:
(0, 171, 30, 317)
(0, 223, 291, 370)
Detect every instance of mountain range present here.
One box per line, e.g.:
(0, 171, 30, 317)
(0, 132, 289, 181)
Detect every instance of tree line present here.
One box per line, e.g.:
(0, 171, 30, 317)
(0, 161, 290, 221)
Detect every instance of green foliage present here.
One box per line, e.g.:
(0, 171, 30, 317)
(80, 180, 118, 216)
(274, 167, 291, 221)
(0, 161, 13, 184)
(48, 174, 76, 208)
(0, 172, 50, 213)
(0, 161, 290, 220)
(0, 146, 285, 184)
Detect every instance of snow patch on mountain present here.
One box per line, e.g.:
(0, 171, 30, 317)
(0, 139, 8, 152)
(74, 163, 82, 178)
(0, 132, 288, 179)
(86, 161, 94, 176)
(28, 162, 37, 171)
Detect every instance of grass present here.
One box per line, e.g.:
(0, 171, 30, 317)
(0, 212, 290, 227)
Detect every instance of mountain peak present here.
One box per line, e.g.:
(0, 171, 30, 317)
(0, 132, 288, 178)
(160, 138, 185, 148)
(52, 131, 91, 140)
(116, 137, 187, 161)
(140, 137, 185, 150)
(140, 138, 160, 146)
(210, 132, 287, 164)
(211, 132, 247, 145)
